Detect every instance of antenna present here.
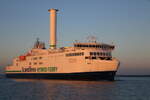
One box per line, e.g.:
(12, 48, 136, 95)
(86, 35, 97, 43)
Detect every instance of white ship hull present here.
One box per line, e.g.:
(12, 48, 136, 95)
(5, 56, 119, 80)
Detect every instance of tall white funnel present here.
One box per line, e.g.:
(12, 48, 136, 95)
(48, 8, 58, 49)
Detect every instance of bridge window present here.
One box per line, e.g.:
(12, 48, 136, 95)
(92, 57, 96, 59)
(75, 44, 113, 50)
(93, 52, 96, 55)
(96, 52, 98, 55)
(90, 52, 111, 56)
(85, 45, 88, 47)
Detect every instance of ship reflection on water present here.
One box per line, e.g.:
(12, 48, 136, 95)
(0, 77, 150, 100)
(14, 79, 115, 100)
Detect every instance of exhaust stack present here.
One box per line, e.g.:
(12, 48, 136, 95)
(48, 9, 58, 49)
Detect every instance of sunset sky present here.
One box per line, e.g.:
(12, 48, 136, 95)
(0, 0, 150, 74)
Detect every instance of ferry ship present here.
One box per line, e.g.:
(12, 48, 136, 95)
(5, 9, 120, 81)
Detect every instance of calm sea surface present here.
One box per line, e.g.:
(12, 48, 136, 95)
(0, 74, 150, 100)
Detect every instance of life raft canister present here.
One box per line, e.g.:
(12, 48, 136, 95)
(19, 56, 26, 60)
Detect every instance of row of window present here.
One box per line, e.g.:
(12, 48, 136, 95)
(33, 57, 43, 60)
(16, 56, 43, 62)
(29, 62, 43, 65)
(75, 44, 114, 49)
(85, 56, 112, 60)
(16, 62, 43, 66)
(66, 52, 84, 57)
(90, 52, 111, 56)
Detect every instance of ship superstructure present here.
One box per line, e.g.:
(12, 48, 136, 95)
(5, 9, 119, 80)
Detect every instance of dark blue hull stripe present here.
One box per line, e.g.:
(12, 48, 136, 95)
(6, 71, 116, 81)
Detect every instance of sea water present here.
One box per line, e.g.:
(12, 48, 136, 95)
(0, 74, 150, 100)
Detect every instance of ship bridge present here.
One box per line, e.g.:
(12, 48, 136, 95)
(73, 42, 115, 61)
(74, 42, 115, 50)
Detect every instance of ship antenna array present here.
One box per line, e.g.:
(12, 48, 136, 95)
(86, 35, 97, 43)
